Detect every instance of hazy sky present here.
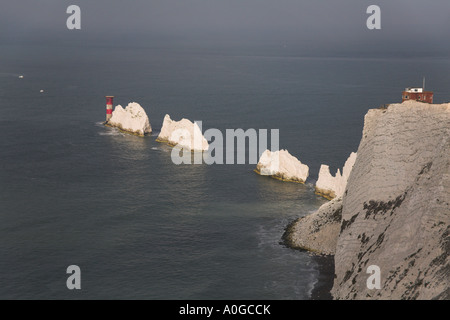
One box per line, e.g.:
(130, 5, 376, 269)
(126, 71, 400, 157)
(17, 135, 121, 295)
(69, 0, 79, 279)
(1, 0, 450, 56)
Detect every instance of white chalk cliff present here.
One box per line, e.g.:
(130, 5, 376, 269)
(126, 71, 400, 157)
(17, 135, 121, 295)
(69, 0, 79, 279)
(108, 102, 152, 136)
(157, 114, 209, 152)
(285, 101, 449, 300)
(315, 152, 357, 199)
(256, 149, 309, 183)
(332, 101, 450, 300)
(283, 197, 343, 255)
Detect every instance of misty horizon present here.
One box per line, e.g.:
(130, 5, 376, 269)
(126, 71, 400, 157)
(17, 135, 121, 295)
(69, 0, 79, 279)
(1, 0, 450, 58)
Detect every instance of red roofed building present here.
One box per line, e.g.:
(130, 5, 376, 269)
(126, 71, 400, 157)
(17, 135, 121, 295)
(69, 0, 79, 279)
(402, 87, 433, 104)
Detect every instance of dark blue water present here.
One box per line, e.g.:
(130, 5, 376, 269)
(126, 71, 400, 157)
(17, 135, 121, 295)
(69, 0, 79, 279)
(1, 44, 450, 299)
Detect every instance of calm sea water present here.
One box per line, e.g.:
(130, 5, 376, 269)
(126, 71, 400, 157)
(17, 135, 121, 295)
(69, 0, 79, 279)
(1, 44, 450, 299)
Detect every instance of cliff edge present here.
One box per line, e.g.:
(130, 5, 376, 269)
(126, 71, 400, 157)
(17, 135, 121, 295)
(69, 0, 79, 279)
(332, 101, 449, 299)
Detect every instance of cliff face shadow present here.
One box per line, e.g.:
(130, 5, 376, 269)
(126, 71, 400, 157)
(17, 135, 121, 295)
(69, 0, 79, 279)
(310, 254, 335, 300)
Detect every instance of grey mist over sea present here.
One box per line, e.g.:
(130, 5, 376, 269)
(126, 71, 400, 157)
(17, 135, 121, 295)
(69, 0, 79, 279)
(1, 0, 450, 299)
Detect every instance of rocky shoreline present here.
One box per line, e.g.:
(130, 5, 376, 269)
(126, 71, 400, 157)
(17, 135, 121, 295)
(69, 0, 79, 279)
(282, 198, 343, 255)
(281, 213, 337, 300)
(284, 101, 449, 300)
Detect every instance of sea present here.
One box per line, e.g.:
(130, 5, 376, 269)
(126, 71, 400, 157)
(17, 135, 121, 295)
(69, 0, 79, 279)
(1, 43, 449, 299)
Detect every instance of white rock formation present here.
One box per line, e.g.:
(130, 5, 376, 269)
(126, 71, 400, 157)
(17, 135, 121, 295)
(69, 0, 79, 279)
(256, 149, 309, 183)
(332, 101, 450, 299)
(108, 102, 152, 136)
(157, 114, 209, 152)
(315, 152, 357, 199)
(285, 101, 449, 299)
(283, 197, 343, 255)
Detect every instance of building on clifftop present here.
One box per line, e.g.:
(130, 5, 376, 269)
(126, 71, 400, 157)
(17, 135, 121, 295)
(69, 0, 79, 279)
(402, 78, 433, 104)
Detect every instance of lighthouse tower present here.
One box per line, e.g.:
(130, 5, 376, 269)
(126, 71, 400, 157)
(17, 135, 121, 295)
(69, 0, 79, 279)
(105, 96, 114, 122)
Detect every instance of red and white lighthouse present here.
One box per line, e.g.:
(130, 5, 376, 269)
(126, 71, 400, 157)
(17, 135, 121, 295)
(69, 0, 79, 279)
(105, 96, 114, 122)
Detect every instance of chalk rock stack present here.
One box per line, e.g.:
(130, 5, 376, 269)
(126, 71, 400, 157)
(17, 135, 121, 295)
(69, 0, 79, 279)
(108, 102, 152, 136)
(157, 114, 209, 152)
(315, 152, 357, 200)
(256, 149, 309, 183)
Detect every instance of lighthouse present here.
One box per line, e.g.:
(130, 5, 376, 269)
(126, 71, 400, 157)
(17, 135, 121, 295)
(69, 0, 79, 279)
(105, 96, 114, 122)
